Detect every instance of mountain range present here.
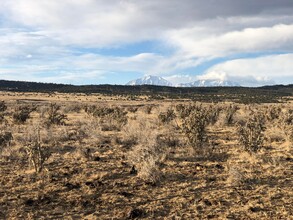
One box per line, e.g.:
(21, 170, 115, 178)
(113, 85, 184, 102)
(126, 75, 173, 87)
(126, 75, 240, 87)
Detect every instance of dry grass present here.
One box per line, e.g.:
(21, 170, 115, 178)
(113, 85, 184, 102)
(0, 92, 292, 219)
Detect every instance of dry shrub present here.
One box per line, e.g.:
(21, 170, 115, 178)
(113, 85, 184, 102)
(86, 105, 127, 131)
(178, 104, 209, 154)
(264, 105, 282, 122)
(278, 109, 293, 142)
(0, 131, 13, 149)
(224, 104, 238, 125)
(137, 157, 161, 185)
(265, 126, 286, 143)
(206, 104, 221, 125)
(63, 103, 84, 113)
(0, 101, 7, 112)
(46, 103, 68, 126)
(24, 126, 51, 173)
(126, 119, 167, 184)
(0, 130, 13, 157)
(158, 108, 176, 124)
(237, 112, 266, 153)
(25, 140, 50, 173)
(0, 113, 7, 124)
(41, 119, 98, 147)
(226, 152, 260, 187)
(176, 104, 193, 119)
(76, 119, 101, 140)
(142, 105, 153, 114)
(13, 105, 37, 124)
(127, 106, 138, 113)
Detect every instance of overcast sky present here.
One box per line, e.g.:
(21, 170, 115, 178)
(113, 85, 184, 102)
(0, 0, 293, 86)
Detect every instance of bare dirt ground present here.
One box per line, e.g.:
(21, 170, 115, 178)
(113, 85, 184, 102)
(0, 92, 292, 219)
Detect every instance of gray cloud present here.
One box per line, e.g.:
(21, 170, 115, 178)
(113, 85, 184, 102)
(1, 0, 293, 47)
(0, 1, 293, 85)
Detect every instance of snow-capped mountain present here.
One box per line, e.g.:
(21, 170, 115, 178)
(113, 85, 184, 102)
(126, 75, 241, 87)
(177, 79, 240, 87)
(126, 75, 173, 86)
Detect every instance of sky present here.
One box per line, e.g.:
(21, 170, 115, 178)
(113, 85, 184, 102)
(0, 0, 293, 86)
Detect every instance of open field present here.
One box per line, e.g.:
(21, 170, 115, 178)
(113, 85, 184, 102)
(0, 91, 292, 219)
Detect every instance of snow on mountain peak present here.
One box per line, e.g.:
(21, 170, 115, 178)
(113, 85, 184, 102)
(127, 75, 241, 87)
(126, 75, 173, 86)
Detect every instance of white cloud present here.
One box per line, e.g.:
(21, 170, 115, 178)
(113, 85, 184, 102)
(168, 24, 293, 57)
(165, 74, 197, 84)
(0, 1, 293, 84)
(203, 54, 293, 86)
(0, 52, 166, 84)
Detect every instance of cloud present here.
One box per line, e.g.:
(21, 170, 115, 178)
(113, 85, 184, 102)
(0, 1, 293, 84)
(0, 52, 165, 84)
(165, 74, 197, 84)
(2, 0, 293, 47)
(203, 54, 293, 86)
(168, 24, 293, 57)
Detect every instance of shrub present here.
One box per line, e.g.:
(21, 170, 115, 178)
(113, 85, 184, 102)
(143, 105, 153, 114)
(206, 104, 221, 125)
(278, 109, 293, 142)
(127, 107, 138, 113)
(13, 105, 37, 124)
(158, 109, 176, 124)
(265, 106, 281, 122)
(0, 131, 13, 153)
(181, 106, 209, 152)
(224, 104, 238, 125)
(46, 103, 68, 126)
(63, 103, 83, 113)
(237, 112, 266, 153)
(126, 120, 166, 185)
(87, 106, 127, 131)
(24, 129, 51, 173)
(176, 104, 194, 119)
(0, 101, 7, 112)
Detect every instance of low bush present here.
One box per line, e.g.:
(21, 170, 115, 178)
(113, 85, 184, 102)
(46, 103, 68, 126)
(13, 105, 37, 124)
(237, 112, 266, 153)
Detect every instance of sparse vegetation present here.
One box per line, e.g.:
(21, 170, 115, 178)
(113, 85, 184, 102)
(0, 91, 291, 219)
(87, 106, 128, 131)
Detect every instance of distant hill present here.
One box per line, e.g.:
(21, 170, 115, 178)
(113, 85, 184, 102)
(0, 79, 292, 103)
